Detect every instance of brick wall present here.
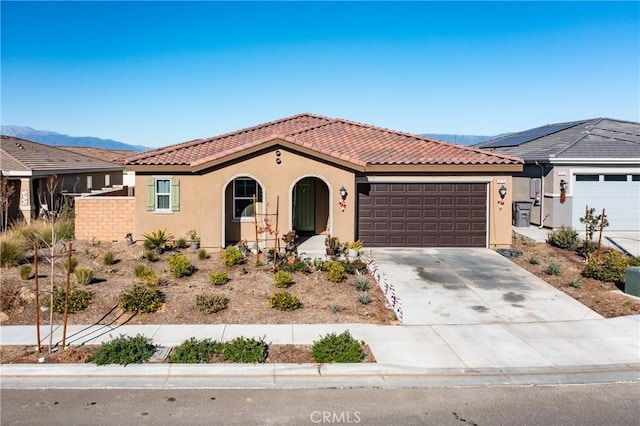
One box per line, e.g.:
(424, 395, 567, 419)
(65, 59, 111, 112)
(75, 196, 135, 242)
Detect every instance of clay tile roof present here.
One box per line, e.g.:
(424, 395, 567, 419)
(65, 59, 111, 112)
(57, 146, 137, 165)
(126, 113, 522, 168)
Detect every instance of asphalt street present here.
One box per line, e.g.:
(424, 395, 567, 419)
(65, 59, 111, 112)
(2, 384, 639, 425)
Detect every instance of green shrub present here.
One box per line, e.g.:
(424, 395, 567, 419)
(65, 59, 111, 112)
(311, 330, 365, 363)
(20, 264, 32, 280)
(279, 259, 311, 274)
(74, 267, 94, 286)
(355, 276, 369, 291)
(526, 256, 540, 265)
(168, 253, 192, 278)
(546, 226, 579, 251)
(43, 285, 92, 314)
(0, 236, 26, 267)
(176, 238, 187, 249)
(582, 251, 632, 285)
(358, 293, 371, 305)
(196, 293, 229, 314)
(545, 262, 561, 276)
(89, 334, 157, 366)
(220, 246, 244, 267)
(569, 278, 582, 288)
(64, 257, 78, 273)
(141, 228, 173, 251)
(209, 271, 229, 286)
(330, 303, 342, 313)
(197, 249, 208, 260)
(273, 270, 293, 288)
(168, 338, 222, 363)
(103, 251, 115, 265)
(269, 291, 302, 311)
(134, 264, 158, 285)
(347, 258, 368, 274)
(520, 236, 536, 247)
(220, 337, 268, 363)
(119, 285, 165, 313)
(326, 262, 347, 283)
(145, 250, 156, 262)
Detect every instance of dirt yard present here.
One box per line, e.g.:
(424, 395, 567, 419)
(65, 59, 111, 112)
(510, 235, 640, 317)
(2, 235, 638, 364)
(0, 240, 397, 327)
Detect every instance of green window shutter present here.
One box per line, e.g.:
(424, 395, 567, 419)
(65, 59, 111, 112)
(146, 179, 155, 211)
(171, 178, 180, 211)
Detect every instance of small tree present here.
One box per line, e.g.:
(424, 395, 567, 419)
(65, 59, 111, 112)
(579, 206, 608, 256)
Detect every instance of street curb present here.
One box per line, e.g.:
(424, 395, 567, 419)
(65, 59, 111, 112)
(2, 362, 638, 389)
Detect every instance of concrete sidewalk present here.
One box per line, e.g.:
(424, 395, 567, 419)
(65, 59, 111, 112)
(2, 318, 639, 388)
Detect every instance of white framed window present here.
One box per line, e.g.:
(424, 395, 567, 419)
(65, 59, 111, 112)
(87, 176, 93, 191)
(146, 177, 180, 212)
(233, 178, 262, 219)
(105, 174, 111, 187)
(155, 179, 171, 211)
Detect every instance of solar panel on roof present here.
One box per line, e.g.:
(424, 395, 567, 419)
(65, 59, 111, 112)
(481, 121, 585, 148)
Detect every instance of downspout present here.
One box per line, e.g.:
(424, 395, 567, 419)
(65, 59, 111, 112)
(535, 161, 544, 229)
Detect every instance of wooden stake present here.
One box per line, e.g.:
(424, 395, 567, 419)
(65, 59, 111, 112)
(596, 209, 605, 259)
(274, 195, 280, 258)
(62, 243, 72, 350)
(253, 195, 259, 264)
(34, 242, 41, 354)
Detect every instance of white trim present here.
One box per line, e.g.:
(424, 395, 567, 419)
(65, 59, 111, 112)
(549, 158, 640, 165)
(154, 177, 171, 212)
(485, 182, 489, 248)
(221, 173, 266, 248)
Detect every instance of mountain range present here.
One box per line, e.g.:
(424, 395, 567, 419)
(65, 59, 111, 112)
(1, 125, 498, 152)
(0, 125, 149, 152)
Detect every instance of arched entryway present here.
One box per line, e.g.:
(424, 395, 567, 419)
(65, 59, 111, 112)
(291, 176, 330, 235)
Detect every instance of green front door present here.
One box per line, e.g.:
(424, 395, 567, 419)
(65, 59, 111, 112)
(293, 178, 315, 232)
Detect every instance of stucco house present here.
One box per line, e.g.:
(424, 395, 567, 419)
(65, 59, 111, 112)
(474, 118, 640, 231)
(0, 135, 125, 226)
(125, 113, 523, 250)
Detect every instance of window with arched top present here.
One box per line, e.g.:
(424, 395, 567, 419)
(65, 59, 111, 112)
(233, 178, 263, 219)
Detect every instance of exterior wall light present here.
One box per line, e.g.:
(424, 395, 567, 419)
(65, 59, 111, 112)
(497, 185, 507, 210)
(339, 186, 348, 212)
(498, 185, 507, 199)
(339, 186, 348, 200)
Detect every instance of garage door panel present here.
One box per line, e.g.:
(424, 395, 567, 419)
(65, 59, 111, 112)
(358, 183, 487, 247)
(572, 175, 639, 231)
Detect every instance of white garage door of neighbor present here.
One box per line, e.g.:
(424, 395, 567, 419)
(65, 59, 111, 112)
(572, 174, 640, 231)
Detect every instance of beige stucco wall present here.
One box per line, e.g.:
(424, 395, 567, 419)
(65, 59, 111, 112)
(134, 148, 354, 249)
(133, 146, 515, 250)
(488, 176, 513, 248)
(75, 196, 135, 242)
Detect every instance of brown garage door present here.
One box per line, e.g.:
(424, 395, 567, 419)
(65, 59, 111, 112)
(357, 183, 487, 247)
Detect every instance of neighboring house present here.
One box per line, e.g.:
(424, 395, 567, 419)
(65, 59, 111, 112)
(474, 118, 640, 231)
(125, 113, 522, 249)
(0, 136, 125, 225)
(57, 146, 137, 187)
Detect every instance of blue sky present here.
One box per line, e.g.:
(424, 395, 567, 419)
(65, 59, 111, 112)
(2, 1, 639, 148)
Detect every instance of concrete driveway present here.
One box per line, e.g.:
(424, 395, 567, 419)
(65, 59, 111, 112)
(370, 248, 603, 325)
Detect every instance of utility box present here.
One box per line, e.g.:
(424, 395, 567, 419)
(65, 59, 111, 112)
(513, 201, 532, 227)
(625, 267, 640, 297)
